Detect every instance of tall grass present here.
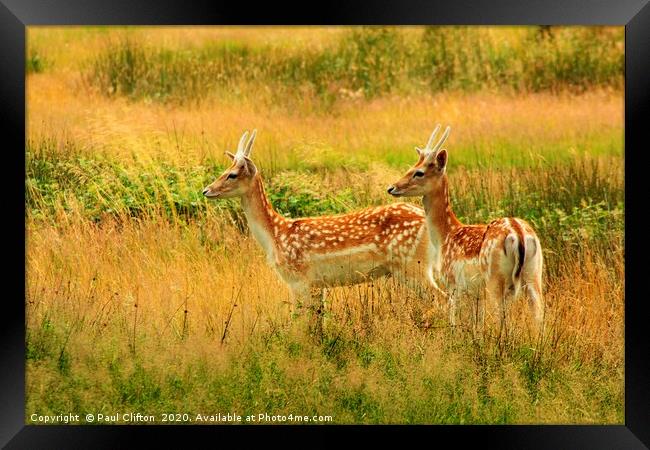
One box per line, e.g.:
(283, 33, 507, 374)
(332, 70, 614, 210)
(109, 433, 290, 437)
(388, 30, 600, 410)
(86, 27, 623, 106)
(26, 135, 622, 266)
(25, 26, 624, 424)
(25, 203, 623, 423)
(25, 106, 624, 424)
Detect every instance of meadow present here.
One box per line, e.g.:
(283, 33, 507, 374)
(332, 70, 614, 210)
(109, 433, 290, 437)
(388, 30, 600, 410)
(26, 26, 624, 424)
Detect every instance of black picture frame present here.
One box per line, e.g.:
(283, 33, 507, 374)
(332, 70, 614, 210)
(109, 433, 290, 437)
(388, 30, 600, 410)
(4, 0, 649, 447)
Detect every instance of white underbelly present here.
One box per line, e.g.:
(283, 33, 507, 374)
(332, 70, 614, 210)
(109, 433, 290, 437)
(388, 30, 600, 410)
(305, 249, 390, 287)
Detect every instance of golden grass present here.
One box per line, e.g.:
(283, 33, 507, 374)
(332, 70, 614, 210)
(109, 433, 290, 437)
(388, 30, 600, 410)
(28, 65, 622, 170)
(26, 208, 623, 423)
(25, 26, 624, 424)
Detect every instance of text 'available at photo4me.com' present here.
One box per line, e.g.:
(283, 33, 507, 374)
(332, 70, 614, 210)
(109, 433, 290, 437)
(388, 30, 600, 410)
(29, 412, 334, 424)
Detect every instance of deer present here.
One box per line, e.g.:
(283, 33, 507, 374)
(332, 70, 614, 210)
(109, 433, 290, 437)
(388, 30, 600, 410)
(387, 125, 544, 331)
(202, 129, 438, 336)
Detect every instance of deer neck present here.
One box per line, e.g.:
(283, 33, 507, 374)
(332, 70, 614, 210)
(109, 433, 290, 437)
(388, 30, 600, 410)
(240, 175, 286, 262)
(422, 175, 461, 249)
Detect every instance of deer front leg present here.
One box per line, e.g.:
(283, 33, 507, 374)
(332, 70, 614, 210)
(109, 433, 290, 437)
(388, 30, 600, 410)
(290, 281, 325, 338)
(308, 287, 326, 339)
(289, 281, 310, 318)
(448, 287, 458, 327)
(441, 272, 459, 327)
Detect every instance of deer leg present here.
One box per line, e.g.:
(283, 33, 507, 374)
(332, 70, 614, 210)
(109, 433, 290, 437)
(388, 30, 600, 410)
(525, 279, 544, 330)
(408, 254, 447, 307)
(499, 281, 510, 344)
(318, 287, 328, 331)
(486, 277, 506, 337)
(289, 282, 310, 318)
(308, 287, 325, 339)
(519, 236, 545, 334)
(448, 289, 458, 327)
(471, 291, 483, 335)
(398, 271, 439, 302)
(520, 243, 544, 332)
(478, 284, 487, 330)
(396, 272, 442, 328)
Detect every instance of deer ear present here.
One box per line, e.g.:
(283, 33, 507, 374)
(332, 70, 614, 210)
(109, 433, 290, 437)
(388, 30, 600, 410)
(435, 149, 448, 170)
(415, 147, 427, 164)
(243, 156, 257, 175)
(225, 151, 236, 160)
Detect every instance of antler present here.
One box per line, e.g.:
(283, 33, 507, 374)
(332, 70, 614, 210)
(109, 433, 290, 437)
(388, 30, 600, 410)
(424, 124, 442, 150)
(236, 130, 250, 156)
(233, 129, 258, 158)
(244, 129, 257, 157)
(421, 124, 451, 163)
(430, 126, 451, 154)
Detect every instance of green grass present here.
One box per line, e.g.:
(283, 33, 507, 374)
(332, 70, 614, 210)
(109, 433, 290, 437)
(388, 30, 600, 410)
(26, 50, 48, 74)
(25, 131, 622, 217)
(85, 27, 623, 106)
(26, 317, 623, 424)
(25, 135, 623, 276)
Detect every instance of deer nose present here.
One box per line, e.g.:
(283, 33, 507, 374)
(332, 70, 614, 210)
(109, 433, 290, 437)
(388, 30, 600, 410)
(202, 188, 210, 196)
(387, 186, 395, 194)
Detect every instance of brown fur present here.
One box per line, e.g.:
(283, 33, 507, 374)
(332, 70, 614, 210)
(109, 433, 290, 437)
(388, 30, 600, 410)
(204, 131, 435, 326)
(388, 125, 545, 326)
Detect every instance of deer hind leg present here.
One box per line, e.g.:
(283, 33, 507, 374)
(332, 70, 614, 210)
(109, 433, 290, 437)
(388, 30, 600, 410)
(522, 237, 544, 329)
(525, 280, 544, 329)
(486, 276, 506, 335)
(523, 263, 544, 330)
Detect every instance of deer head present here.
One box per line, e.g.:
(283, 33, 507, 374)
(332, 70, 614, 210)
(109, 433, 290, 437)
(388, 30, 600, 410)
(203, 129, 259, 199)
(387, 124, 451, 198)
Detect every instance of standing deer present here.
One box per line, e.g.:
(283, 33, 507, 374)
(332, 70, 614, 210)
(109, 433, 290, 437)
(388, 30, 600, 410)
(387, 125, 544, 329)
(203, 129, 436, 335)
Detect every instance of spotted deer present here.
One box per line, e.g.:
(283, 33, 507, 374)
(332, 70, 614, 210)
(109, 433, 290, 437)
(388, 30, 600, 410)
(387, 125, 544, 329)
(203, 130, 436, 334)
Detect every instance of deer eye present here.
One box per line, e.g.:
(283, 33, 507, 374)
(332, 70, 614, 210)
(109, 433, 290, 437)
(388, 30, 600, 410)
(227, 173, 238, 179)
(413, 170, 425, 178)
